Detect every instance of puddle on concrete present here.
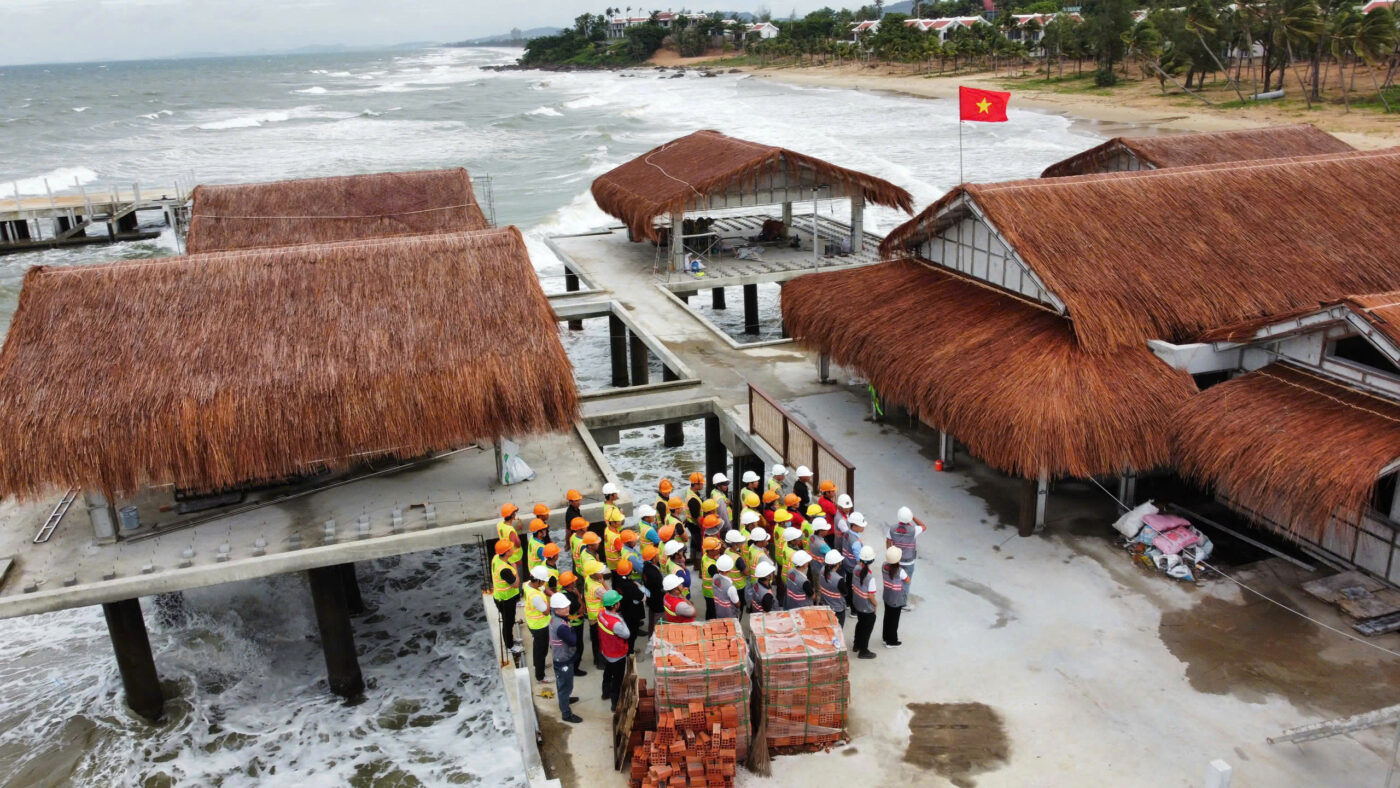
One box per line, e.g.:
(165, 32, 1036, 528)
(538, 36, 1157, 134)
(537, 705, 577, 787)
(1159, 594, 1400, 717)
(946, 579, 1016, 629)
(904, 702, 1009, 787)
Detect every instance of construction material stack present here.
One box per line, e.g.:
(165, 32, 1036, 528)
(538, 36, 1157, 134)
(652, 619, 751, 761)
(750, 608, 850, 752)
(627, 704, 740, 787)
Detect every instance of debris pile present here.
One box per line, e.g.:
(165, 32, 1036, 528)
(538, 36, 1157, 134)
(1112, 502, 1213, 581)
(750, 608, 850, 752)
(628, 704, 740, 787)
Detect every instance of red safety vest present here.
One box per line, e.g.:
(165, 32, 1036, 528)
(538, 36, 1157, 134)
(597, 610, 630, 660)
(662, 593, 694, 623)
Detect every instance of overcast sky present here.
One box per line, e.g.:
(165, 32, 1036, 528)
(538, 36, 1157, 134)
(0, 0, 835, 66)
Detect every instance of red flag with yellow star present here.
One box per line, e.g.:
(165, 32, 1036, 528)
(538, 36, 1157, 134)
(959, 86, 1010, 122)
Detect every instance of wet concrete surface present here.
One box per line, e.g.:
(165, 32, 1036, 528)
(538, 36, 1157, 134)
(904, 702, 1010, 787)
(536, 694, 578, 787)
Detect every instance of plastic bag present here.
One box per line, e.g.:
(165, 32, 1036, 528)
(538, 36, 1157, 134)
(500, 439, 535, 485)
(1112, 501, 1159, 539)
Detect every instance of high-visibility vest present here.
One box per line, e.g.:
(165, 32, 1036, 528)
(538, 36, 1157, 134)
(662, 593, 694, 623)
(842, 533, 864, 574)
(497, 520, 522, 564)
(523, 583, 549, 630)
(570, 533, 586, 571)
(890, 523, 919, 565)
(584, 577, 604, 622)
(775, 539, 793, 578)
(701, 554, 716, 599)
(767, 478, 781, 495)
(491, 555, 519, 601)
(852, 566, 877, 614)
(783, 567, 810, 609)
(712, 573, 737, 619)
(750, 583, 774, 614)
(819, 567, 845, 612)
(883, 568, 910, 607)
(639, 521, 659, 550)
(546, 564, 560, 588)
(597, 610, 630, 659)
(747, 545, 767, 583)
(549, 613, 575, 664)
(621, 545, 642, 580)
(563, 588, 584, 626)
(710, 490, 732, 524)
(604, 526, 622, 568)
(685, 489, 702, 524)
(603, 502, 622, 526)
(526, 535, 545, 572)
(725, 549, 747, 590)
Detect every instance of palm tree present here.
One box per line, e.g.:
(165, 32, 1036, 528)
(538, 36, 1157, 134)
(1355, 5, 1398, 109)
(1327, 6, 1362, 108)
(1273, 0, 1323, 108)
(1186, 0, 1248, 102)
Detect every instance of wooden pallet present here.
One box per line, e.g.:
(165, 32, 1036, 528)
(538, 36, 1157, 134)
(1355, 611, 1400, 637)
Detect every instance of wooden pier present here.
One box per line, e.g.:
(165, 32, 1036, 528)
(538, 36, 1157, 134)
(0, 183, 187, 255)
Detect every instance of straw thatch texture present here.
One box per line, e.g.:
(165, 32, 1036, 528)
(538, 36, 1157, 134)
(1171, 363, 1400, 541)
(1041, 124, 1353, 177)
(882, 150, 1400, 354)
(185, 168, 490, 253)
(0, 228, 577, 499)
(781, 260, 1196, 479)
(591, 130, 913, 242)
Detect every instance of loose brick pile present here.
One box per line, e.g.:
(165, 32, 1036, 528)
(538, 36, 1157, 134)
(653, 619, 751, 762)
(628, 705, 739, 787)
(750, 608, 850, 752)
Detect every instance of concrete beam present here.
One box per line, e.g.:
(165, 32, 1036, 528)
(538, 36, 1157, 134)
(103, 598, 164, 722)
(608, 314, 629, 388)
(629, 331, 649, 386)
(308, 564, 364, 698)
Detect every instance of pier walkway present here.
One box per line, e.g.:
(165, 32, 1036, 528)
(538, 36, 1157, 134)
(0, 184, 185, 254)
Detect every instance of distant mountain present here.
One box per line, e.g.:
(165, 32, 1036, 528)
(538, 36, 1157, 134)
(446, 27, 562, 47)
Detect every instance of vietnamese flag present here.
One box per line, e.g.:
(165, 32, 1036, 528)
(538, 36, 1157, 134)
(959, 86, 1010, 122)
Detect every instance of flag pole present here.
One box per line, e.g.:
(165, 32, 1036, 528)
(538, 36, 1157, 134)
(958, 119, 964, 185)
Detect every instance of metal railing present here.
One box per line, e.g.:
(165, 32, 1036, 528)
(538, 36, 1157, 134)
(748, 383, 855, 496)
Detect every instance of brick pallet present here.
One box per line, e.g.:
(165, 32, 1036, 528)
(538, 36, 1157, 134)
(628, 706, 739, 788)
(652, 618, 751, 762)
(750, 608, 850, 752)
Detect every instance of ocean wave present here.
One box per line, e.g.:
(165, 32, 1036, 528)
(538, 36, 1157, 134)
(294, 86, 328, 94)
(526, 106, 563, 117)
(194, 106, 352, 130)
(0, 166, 100, 199)
(563, 95, 608, 110)
(139, 110, 174, 120)
(72, 107, 89, 112)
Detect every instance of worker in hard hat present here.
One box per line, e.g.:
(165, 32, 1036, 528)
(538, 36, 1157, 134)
(603, 507, 625, 571)
(709, 472, 733, 526)
(700, 536, 723, 620)
(694, 499, 717, 566)
(532, 503, 552, 539)
(736, 508, 760, 543)
(760, 490, 780, 527)
(542, 543, 562, 590)
(601, 482, 622, 531)
(654, 478, 674, 517)
(818, 550, 848, 626)
(641, 544, 665, 635)
(664, 497, 687, 544)
(661, 574, 696, 623)
(497, 504, 524, 581)
(685, 471, 705, 536)
(568, 517, 590, 573)
(835, 493, 854, 534)
(662, 540, 690, 600)
(741, 469, 762, 496)
(792, 466, 814, 511)
(651, 523, 674, 557)
(580, 531, 603, 569)
(492, 539, 523, 655)
(597, 590, 631, 712)
(746, 527, 772, 585)
(740, 489, 761, 523)
(784, 550, 814, 609)
(564, 489, 585, 538)
(524, 565, 553, 684)
(722, 530, 749, 613)
(584, 561, 609, 669)
(637, 503, 659, 532)
(842, 512, 869, 608)
(851, 545, 879, 659)
(767, 464, 787, 497)
(804, 503, 825, 540)
(526, 518, 549, 573)
(748, 561, 778, 614)
(784, 493, 806, 533)
(617, 530, 643, 582)
(557, 570, 587, 676)
(548, 592, 583, 724)
(808, 517, 832, 562)
(882, 546, 910, 648)
(817, 480, 839, 525)
(710, 553, 740, 619)
(776, 522, 801, 579)
(886, 506, 927, 581)
(612, 559, 648, 650)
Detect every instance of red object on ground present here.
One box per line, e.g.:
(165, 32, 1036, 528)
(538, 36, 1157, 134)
(959, 86, 1011, 122)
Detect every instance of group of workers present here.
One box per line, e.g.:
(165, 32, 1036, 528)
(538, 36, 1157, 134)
(488, 463, 925, 725)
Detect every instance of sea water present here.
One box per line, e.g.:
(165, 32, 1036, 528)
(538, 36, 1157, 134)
(0, 46, 1101, 786)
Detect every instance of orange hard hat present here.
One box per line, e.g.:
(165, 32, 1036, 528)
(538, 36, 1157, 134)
(689, 471, 704, 484)
(702, 514, 721, 529)
(570, 516, 589, 531)
(542, 543, 560, 558)
(559, 571, 577, 587)
(658, 524, 675, 541)
(566, 489, 582, 502)
(658, 479, 674, 495)
(784, 493, 800, 507)
(582, 532, 601, 546)
(642, 545, 658, 560)
(533, 503, 550, 517)
(702, 536, 721, 551)
(762, 490, 779, 504)
(667, 496, 685, 511)
(529, 518, 547, 532)
(494, 539, 511, 555)
(501, 503, 518, 518)
(621, 530, 639, 544)
(819, 480, 837, 493)
(616, 559, 633, 575)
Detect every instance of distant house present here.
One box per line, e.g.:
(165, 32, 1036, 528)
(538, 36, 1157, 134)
(851, 19, 880, 42)
(1362, 0, 1395, 12)
(748, 21, 780, 39)
(1040, 124, 1355, 177)
(607, 15, 652, 38)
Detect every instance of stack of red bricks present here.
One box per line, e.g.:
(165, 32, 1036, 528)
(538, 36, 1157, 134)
(652, 618, 751, 762)
(628, 705, 739, 787)
(750, 608, 850, 752)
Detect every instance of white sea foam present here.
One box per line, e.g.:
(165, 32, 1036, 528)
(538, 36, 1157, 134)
(294, 86, 328, 94)
(526, 106, 563, 117)
(194, 106, 353, 130)
(0, 166, 99, 198)
(71, 106, 88, 112)
(139, 110, 173, 120)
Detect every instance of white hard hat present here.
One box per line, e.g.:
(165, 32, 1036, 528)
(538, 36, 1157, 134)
(602, 482, 619, 496)
(749, 526, 769, 542)
(795, 465, 812, 478)
(740, 509, 760, 526)
(791, 550, 812, 567)
(725, 530, 746, 544)
(664, 540, 685, 556)
(530, 565, 550, 581)
(550, 592, 571, 609)
(662, 574, 684, 591)
(859, 545, 876, 562)
(811, 517, 830, 532)
(712, 472, 729, 485)
(886, 546, 902, 564)
(741, 470, 760, 484)
(897, 506, 913, 523)
(848, 512, 867, 528)
(753, 560, 776, 578)
(716, 554, 735, 572)
(837, 494, 853, 509)
(637, 504, 657, 519)
(772, 464, 787, 476)
(783, 526, 803, 543)
(824, 549, 843, 566)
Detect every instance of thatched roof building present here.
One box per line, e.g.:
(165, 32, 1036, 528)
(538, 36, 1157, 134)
(591, 130, 913, 243)
(1170, 363, 1400, 541)
(0, 228, 577, 498)
(881, 149, 1400, 354)
(1040, 124, 1353, 178)
(185, 168, 490, 253)
(782, 260, 1196, 479)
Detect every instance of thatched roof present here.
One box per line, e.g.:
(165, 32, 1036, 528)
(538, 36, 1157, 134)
(1171, 363, 1400, 540)
(0, 228, 577, 499)
(1041, 124, 1353, 177)
(591, 130, 914, 242)
(185, 168, 490, 253)
(882, 149, 1400, 354)
(782, 260, 1197, 479)
(1202, 290, 1400, 346)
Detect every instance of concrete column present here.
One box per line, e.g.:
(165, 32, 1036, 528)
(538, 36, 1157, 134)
(564, 270, 582, 330)
(704, 416, 725, 490)
(117, 211, 138, 234)
(711, 286, 726, 310)
(629, 331, 649, 386)
(1035, 469, 1049, 530)
(9, 220, 31, 240)
(664, 419, 684, 449)
(850, 194, 865, 252)
(743, 284, 760, 335)
(1117, 473, 1137, 510)
(609, 315, 629, 388)
(341, 563, 365, 616)
(938, 430, 954, 470)
(780, 283, 789, 339)
(102, 598, 164, 722)
(1017, 478, 1037, 537)
(670, 209, 685, 272)
(308, 565, 365, 698)
(781, 201, 793, 234)
(818, 353, 831, 383)
(53, 215, 72, 236)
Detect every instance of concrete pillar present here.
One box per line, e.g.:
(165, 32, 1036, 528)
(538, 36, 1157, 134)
(609, 315, 629, 388)
(629, 331, 649, 386)
(743, 284, 760, 335)
(308, 565, 365, 698)
(1117, 472, 1137, 510)
(818, 353, 831, 383)
(850, 194, 865, 252)
(117, 211, 138, 234)
(1035, 469, 1049, 530)
(8, 220, 31, 240)
(1017, 478, 1037, 537)
(678, 290, 690, 305)
(712, 286, 726, 310)
(53, 215, 72, 236)
(102, 598, 164, 722)
(564, 270, 582, 330)
(670, 209, 685, 272)
(781, 201, 793, 234)
(938, 430, 954, 470)
(664, 419, 684, 449)
(341, 563, 365, 616)
(779, 283, 789, 339)
(704, 416, 725, 490)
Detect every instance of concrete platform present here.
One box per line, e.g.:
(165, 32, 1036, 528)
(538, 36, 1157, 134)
(0, 426, 623, 620)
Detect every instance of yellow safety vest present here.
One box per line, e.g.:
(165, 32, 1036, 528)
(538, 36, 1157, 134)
(775, 539, 792, 577)
(685, 489, 702, 523)
(604, 526, 622, 569)
(564, 589, 583, 626)
(710, 490, 733, 523)
(747, 545, 767, 582)
(640, 521, 659, 550)
(585, 576, 605, 622)
(725, 548, 747, 590)
(491, 555, 519, 601)
(497, 520, 522, 564)
(701, 554, 716, 599)
(570, 533, 586, 570)
(661, 557, 689, 599)
(546, 564, 560, 588)
(603, 502, 622, 526)
(766, 479, 782, 495)
(523, 584, 549, 630)
(526, 535, 545, 571)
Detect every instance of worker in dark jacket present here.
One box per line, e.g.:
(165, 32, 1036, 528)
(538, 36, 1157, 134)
(640, 545, 666, 635)
(792, 466, 813, 511)
(548, 593, 582, 723)
(612, 559, 648, 652)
